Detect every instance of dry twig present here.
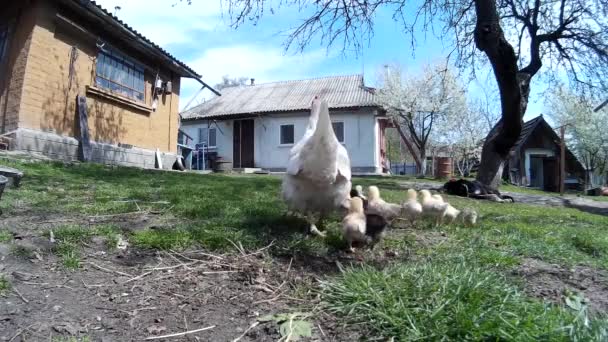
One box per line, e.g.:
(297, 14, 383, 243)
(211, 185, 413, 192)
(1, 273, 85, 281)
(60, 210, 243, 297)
(86, 261, 133, 277)
(121, 271, 152, 284)
(12, 287, 29, 303)
(232, 321, 260, 342)
(144, 325, 215, 340)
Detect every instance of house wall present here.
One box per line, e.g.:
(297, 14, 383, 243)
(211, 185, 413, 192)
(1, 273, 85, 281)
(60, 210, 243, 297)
(3, 1, 182, 167)
(0, 2, 37, 134)
(180, 119, 233, 162)
(181, 108, 382, 173)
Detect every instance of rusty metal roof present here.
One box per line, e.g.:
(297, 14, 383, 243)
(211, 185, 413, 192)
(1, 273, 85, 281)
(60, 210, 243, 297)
(181, 75, 379, 120)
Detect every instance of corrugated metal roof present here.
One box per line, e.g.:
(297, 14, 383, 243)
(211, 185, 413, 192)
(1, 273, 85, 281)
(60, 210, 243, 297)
(181, 75, 379, 120)
(68, 0, 200, 78)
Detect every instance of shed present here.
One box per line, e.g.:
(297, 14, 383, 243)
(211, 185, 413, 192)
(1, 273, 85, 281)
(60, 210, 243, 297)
(507, 115, 585, 192)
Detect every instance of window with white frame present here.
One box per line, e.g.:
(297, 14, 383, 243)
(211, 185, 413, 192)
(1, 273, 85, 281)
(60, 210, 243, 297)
(198, 127, 217, 147)
(95, 47, 145, 102)
(280, 124, 295, 145)
(332, 122, 344, 143)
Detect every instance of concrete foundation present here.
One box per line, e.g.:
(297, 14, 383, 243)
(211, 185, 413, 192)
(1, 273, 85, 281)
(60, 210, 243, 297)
(10, 128, 178, 170)
(266, 166, 383, 175)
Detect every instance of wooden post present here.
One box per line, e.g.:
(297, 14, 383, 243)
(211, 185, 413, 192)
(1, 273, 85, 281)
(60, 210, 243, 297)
(560, 125, 566, 196)
(77, 95, 91, 162)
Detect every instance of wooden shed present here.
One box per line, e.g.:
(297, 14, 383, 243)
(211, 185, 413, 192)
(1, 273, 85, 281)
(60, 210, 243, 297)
(507, 115, 585, 192)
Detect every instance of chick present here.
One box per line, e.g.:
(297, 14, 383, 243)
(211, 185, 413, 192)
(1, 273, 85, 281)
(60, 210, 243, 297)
(460, 209, 478, 227)
(441, 203, 461, 225)
(350, 185, 368, 207)
(363, 213, 388, 249)
(342, 197, 369, 252)
(432, 194, 444, 203)
(420, 189, 449, 225)
(355, 185, 366, 199)
(350, 187, 388, 248)
(402, 189, 423, 223)
(367, 186, 402, 221)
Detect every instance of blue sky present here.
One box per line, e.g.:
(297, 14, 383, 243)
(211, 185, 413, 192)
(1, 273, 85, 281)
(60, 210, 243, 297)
(95, 0, 544, 119)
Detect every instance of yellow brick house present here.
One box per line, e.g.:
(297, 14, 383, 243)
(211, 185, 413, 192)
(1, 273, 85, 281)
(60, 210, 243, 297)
(0, 0, 214, 168)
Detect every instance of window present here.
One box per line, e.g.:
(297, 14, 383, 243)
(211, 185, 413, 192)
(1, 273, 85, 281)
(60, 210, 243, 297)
(0, 26, 9, 64)
(280, 124, 294, 145)
(95, 48, 145, 102)
(198, 127, 217, 147)
(332, 122, 344, 143)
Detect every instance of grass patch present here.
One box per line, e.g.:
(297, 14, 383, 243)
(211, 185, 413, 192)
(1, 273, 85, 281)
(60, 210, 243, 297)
(3, 158, 608, 338)
(571, 231, 608, 257)
(0, 275, 10, 296)
(323, 256, 608, 341)
(0, 230, 12, 242)
(2, 159, 607, 264)
(46, 224, 122, 269)
(53, 242, 81, 269)
(10, 244, 35, 258)
(50, 225, 96, 244)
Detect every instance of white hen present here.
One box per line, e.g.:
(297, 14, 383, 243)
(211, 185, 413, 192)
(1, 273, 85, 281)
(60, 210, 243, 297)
(281, 98, 351, 237)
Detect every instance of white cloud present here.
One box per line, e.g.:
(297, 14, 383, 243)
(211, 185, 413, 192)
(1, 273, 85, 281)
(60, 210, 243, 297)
(93, 0, 225, 47)
(179, 45, 329, 110)
(188, 45, 327, 84)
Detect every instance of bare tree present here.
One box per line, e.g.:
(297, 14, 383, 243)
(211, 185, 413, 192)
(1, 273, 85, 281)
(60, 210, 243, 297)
(214, 75, 249, 90)
(214, 0, 607, 188)
(377, 63, 467, 176)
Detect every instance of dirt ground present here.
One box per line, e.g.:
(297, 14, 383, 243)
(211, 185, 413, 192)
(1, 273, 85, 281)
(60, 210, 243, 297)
(515, 258, 608, 314)
(0, 212, 369, 342)
(2, 211, 607, 341)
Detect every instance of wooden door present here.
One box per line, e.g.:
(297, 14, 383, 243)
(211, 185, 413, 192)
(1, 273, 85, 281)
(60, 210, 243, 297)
(543, 157, 558, 192)
(233, 119, 255, 168)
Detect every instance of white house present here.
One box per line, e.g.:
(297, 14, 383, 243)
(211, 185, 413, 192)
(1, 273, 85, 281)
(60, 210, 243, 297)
(180, 75, 389, 174)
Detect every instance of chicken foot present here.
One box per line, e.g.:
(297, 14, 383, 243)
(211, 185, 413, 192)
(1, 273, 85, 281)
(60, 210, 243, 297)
(307, 214, 326, 238)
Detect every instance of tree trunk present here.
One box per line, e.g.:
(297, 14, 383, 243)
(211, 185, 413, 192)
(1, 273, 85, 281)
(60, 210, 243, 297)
(392, 118, 422, 171)
(419, 149, 427, 177)
(473, 0, 529, 189)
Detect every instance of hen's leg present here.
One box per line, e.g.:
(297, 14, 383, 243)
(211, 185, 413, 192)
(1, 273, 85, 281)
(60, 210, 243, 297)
(345, 238, 355, 253)
(307, 214, 326, 238)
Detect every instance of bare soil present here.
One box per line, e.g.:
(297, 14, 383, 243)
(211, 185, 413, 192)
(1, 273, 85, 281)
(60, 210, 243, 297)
(2, 211, 606, 341)
(0, 212, 418, 341)
(514, 258, 608, 314)
(0, 212, 378, 342)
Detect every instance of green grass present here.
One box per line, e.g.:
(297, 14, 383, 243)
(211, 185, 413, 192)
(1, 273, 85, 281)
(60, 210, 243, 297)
(10, 244, 35, 258)
(323, 256, 608, 341)
(0, 275, 10, 296)
(2, 159, 607, 265)
(2, 159, 608, 338)
(54, 242, 81, 269)
(0, 230, 12, 242)
(45, 224, 122, 269)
